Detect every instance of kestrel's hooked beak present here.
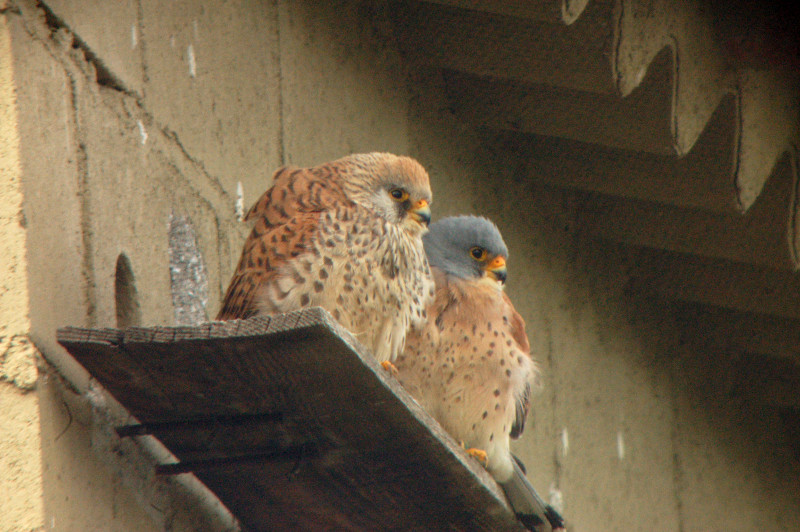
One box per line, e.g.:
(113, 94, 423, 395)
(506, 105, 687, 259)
(408, 199, 431, 227)
(485, 255, 507, 284)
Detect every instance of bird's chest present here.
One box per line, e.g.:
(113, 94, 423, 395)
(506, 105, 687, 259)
(435, 298, 518, 368)
(311, 214, 431, 329)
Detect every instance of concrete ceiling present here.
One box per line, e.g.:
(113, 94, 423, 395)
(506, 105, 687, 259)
(389, 0, 800, 371)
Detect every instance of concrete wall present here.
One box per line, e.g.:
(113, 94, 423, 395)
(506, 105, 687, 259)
(1, 0, 798, 530)
(1, 6, 44, 529)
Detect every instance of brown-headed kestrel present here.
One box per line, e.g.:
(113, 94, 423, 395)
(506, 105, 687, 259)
(217, 152, 435, 365)
(395, 216, 564, 531)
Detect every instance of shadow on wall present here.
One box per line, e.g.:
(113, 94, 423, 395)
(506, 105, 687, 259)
(115, 253, 141, 328)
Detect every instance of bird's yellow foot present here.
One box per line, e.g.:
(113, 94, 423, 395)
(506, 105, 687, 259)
(459, 442, 489, 467)
(381, 360, 399, 376)
(467, 448, 489, 467)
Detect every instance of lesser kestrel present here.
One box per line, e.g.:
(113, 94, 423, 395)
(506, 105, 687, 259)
(217, 153, 435, 364)
(395, 216, 564, 531)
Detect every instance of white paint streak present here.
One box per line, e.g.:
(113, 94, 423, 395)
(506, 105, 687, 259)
(549, 484, 564, 514)
(187, 44, 196, 78)
(137, 120, 148, 145)
(170, 35, 176, 49)
(636, 66, 647, 86)
(131, 24, 138, 49)
(617, 430, 626, 460)
(235, 182, 245, 221)
(560, 427, 569, 457)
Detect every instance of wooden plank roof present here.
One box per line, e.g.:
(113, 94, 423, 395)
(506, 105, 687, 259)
(57, 307, 529, 531)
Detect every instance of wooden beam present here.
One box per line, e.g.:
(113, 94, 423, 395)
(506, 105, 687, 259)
(58, 309, 530, 531)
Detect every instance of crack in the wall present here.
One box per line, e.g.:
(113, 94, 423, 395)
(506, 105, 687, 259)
(13, 0, 236, 219)
(274, 0, 285, 166)
(669, 331, 687, 532)
(666, 34, 682, 158)
(135, 0, 148, 86)
(789, 146, 800, 269)
(106, 93, 234, 212)
(10, 0, 237, 330)
(67, 75, 98, 328)
(544, 318, 563, 499)
(37, 0, 131, 96)
(0, 5, 22, 15)
(14, 0, 235, 211)
(731, 79, 745, 213)
(610, 0, 624, 95)
(160, 126, 229, 201)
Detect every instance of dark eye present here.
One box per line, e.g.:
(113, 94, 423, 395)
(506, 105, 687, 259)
(389, 188, 409, 202)
(470, 247, 487, 260)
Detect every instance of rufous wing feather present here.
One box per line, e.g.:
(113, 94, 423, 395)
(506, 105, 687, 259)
(504, 291, 532, 439)
(504, 291, 530, 353)
(217, 164, 348, 320)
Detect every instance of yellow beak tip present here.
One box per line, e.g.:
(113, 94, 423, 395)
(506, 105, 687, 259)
(486, 259, 507, 283)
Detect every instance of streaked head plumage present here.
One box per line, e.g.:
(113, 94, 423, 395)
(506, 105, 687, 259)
(340, 153, 432, 230)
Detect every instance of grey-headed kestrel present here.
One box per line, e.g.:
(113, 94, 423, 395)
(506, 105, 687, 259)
(217, 153, 435, 365)
(395, 216, 565, 532)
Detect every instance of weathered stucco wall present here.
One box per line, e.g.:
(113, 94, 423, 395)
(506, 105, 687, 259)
(2, 0, 798, 530)
(1, 8, 44, 530)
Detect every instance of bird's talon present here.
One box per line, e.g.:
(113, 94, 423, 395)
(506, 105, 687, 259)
(381, 360, 399, 376)
(466, 447, 489, 467)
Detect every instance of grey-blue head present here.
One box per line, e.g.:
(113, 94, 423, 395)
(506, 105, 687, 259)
(423, 215, 509, 284)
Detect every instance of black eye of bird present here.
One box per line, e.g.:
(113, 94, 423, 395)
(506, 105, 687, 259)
(470, 247, 487, 261)
(389, 188, 409, 202)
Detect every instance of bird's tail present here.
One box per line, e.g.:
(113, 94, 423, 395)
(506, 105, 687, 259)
(499, 455, 566, 532)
